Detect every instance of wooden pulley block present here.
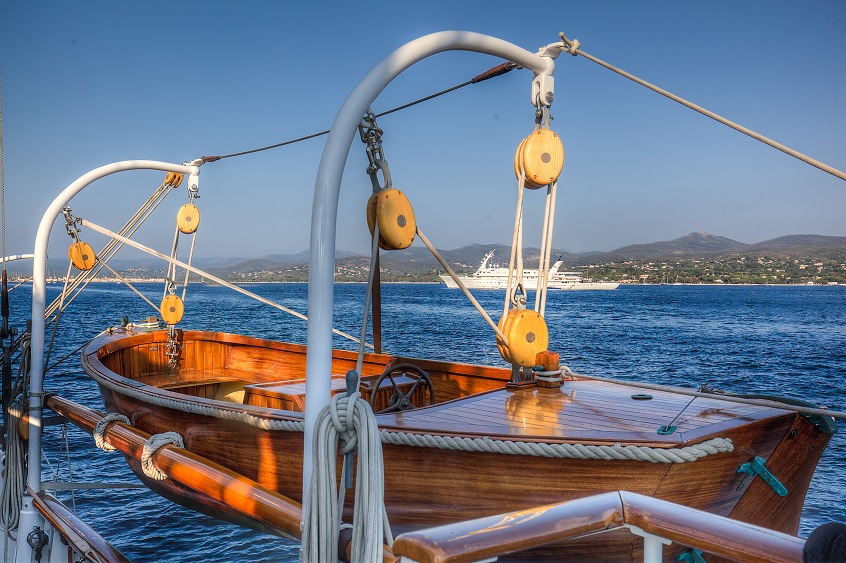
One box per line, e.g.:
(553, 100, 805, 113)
(68, 241, 96, 271)
(496, 309, 549, 367)
(513, 137, 543, 189)
(164, 172, 184, 188)
(160, 294, 184, 325)
(521, 129, 564, 187)
(366, 188, 416, 250)
(176, 203, 200, 234)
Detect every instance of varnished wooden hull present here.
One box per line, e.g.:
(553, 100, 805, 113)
(82, 329, 831, 561)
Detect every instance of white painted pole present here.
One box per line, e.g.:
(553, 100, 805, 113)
(18, 160, 197, 561)
(303, 29, 556, 515)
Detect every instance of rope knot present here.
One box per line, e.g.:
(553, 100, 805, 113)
(569, 38, 581, 56)
(141, 431, 184, 480)
(93, 413, 131, 451)
(329, 392, 362, 454)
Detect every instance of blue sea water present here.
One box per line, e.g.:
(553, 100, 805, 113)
(6, 282, 845, 562)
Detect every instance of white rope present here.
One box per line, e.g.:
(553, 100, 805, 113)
(301, 392, 390, 563)
(559, 33, 846, 183)
(416, 228, 507, 343)
(380, 433, 734, 463)
(0, 398, 27, 531)
(45, 181, 173, 319)
(538, 180, 558, 317)
(141, 431, 184, 480)
(80, 219, 371, 349)
(92, 412, 131, 451)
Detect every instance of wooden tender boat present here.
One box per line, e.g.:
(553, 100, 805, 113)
(82, 327, 834, 560)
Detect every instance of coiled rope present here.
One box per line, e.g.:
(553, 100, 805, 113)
(0, 397, 27, 532)
(301, 392, 391, 563)
(92, 413, 131, 452)
(141, 432, 184, 480)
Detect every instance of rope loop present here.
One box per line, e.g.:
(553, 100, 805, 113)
(141, 431, 184, 480)
(92, 412, 131, 451)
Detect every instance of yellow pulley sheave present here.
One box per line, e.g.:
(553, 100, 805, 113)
(366, 188, 416, 250)
(160, 294, 184, 325)
(68, 241, 96, 271)
(496, 309, 549, 367)
(514, 129, 564, 188)
(164, 172, 184, 188)
(176, 203, 201, 234)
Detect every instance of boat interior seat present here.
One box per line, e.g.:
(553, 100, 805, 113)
(214, 380, 249, 404)
(241, 374, 428, 413)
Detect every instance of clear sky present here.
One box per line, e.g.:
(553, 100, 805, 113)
(1, 1, 844, 262)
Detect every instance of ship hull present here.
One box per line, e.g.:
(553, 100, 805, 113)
(82, 329, 830, 561)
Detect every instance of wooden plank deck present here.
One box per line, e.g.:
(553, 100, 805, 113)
(378, 379, 784, 445)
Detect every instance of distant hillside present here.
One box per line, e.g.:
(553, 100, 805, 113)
(5, 232, 844, 283)
(599, 231, 748, 261)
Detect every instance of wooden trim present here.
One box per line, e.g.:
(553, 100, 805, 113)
(45, 393, 304, 539)
(391, 491, 805, 563)
(31, 489, 131, 563)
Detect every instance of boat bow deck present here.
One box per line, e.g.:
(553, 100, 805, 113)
(377, 378, 785, 445)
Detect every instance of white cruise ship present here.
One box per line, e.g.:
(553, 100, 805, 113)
(439, 250, 619, 290)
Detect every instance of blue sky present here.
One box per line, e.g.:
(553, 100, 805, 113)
(1, 1, 844, 262)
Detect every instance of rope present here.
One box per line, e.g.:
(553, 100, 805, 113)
(97, 262, 160, 313)
(416, 228, 507, 343)
(1, 72, 6, 266)
(141, 431, 184, 480)
(301, 392, 390, 563)
(201, 62, 517, 163)
(380, 433, 734, 463)
(92, 413, 131, 451)
(45, 180, 173, 320)
(0, 397, 26, 532)
(572, 371, 846, 420)
(558, 32, 846, 183)
(84, 360, 740, 464)
(80, 219, 371, 349)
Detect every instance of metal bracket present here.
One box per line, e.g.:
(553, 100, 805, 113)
(678, 548, 706, 563)
(736, 456, 788, 497)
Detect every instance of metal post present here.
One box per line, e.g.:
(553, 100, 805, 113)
(304, 28, 557, 514)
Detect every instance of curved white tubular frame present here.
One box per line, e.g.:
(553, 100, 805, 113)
(19, 160, 198, 561)
(304, 31, 557, 506)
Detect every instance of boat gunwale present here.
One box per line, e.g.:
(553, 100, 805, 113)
(81, 328, 797, 448)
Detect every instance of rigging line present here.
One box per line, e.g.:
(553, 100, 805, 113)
(558, 33, 846, 183)
(80, 219, 372, 349)
(416, 228, 507, 343)
(45, 182, 173, 319)
(200, 62, 518, 163)
(1, 72, 6, 270)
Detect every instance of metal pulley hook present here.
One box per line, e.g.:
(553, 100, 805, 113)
(368, 158, 393, 192)
(62, 207, 84, 242)
(186, 181, 200, 204)
(534, 105, 553, 130)
(511, 283, 527, 308)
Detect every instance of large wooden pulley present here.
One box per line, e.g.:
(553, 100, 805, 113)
(513, 137, 543, 189)
(497, 309, 549, 367)
(160, 294, 184, 325)
(68, 241, 96, 271)
(176, 203, 201, 234)
(366, 188, 416, 250)
(521, 129, 564, 187)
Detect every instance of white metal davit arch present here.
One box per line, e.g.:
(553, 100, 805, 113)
(20, 159, 199, 562)
(303, 29, 567, 513)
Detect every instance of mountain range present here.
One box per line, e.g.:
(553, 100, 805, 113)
(12, 232, 846, 279)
